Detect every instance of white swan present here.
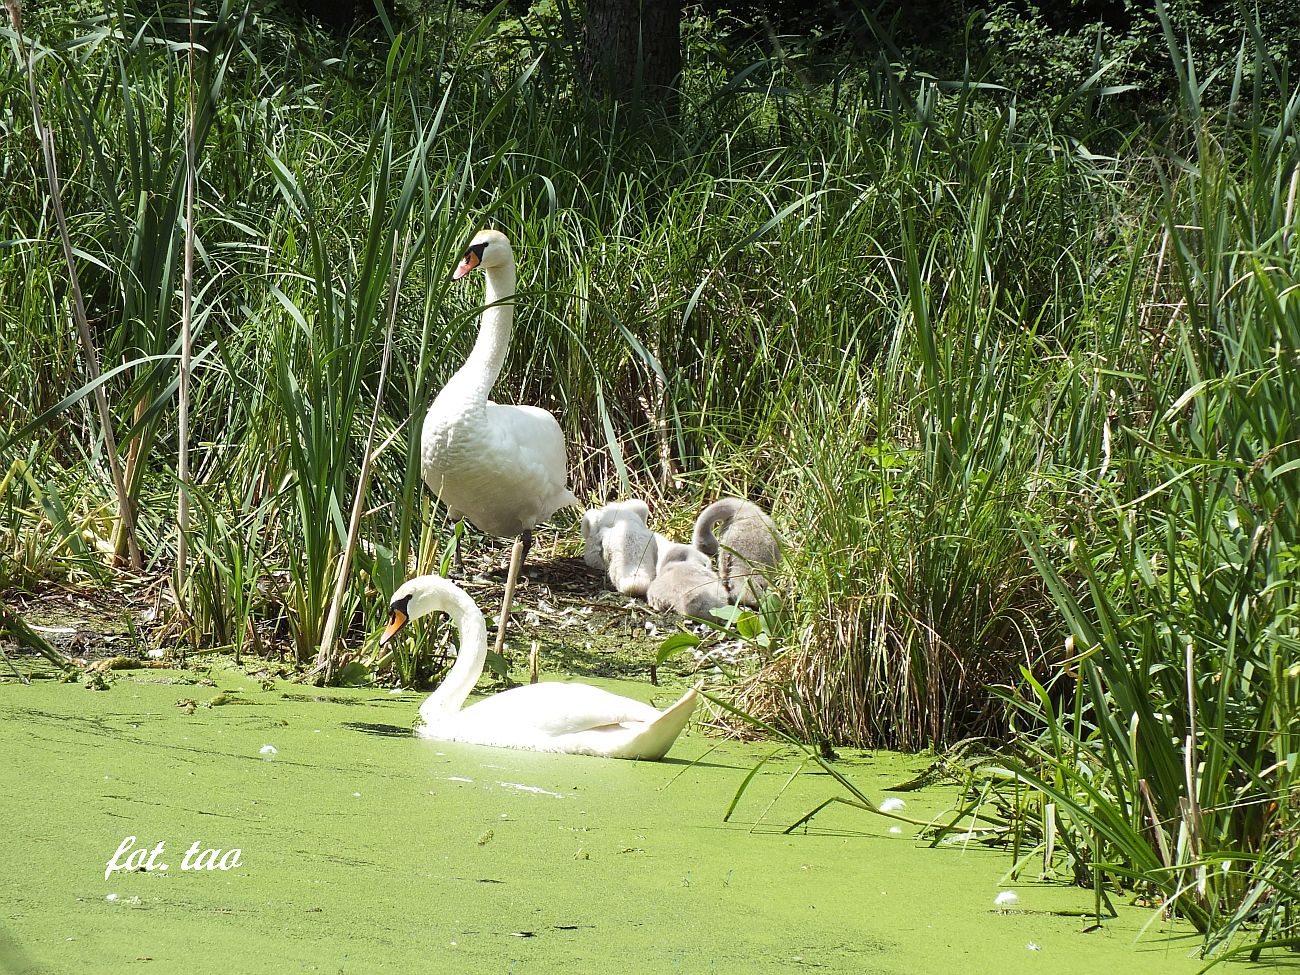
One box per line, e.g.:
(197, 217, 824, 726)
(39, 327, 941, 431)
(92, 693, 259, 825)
(421, 229, 577, 645)
(380, 575, 701, 760)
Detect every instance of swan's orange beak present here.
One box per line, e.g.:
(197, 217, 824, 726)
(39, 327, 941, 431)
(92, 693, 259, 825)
(379, 608, 408, 647)
(452, 250, 480, 280)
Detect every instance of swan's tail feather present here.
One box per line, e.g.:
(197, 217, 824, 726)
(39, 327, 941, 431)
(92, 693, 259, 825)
(539, 488, 581, 526)
(556, 488, 581, 513)
(614, 683, 702, 761)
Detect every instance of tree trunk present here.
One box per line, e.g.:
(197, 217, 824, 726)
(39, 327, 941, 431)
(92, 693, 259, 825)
(581, 0, 681, 109)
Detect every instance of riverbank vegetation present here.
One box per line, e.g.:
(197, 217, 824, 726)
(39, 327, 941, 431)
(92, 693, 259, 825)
(1, 0, 1296, 961)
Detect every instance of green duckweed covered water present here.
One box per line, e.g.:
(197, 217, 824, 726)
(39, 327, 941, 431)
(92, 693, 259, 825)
(1, 670, 1211, 974)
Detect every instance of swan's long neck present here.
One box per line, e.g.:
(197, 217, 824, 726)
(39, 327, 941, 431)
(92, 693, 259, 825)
(417, 588, 489, 726)
(692, 498, 738, 556)
(451, 263, 516, 406)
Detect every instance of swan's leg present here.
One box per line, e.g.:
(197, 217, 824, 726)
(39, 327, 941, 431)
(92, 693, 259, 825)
(453, 519, 465, 577)
(492, 536, 525, 659)
(519, 529, 539, 580)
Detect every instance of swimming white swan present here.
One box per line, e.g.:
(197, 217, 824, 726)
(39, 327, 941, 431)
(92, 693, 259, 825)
(380, 575, 701, 760)
(421, 229, 577, 646)
(692, 497, 781, 607)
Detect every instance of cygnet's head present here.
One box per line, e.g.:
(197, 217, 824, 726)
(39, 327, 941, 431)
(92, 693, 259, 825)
(379, 575, 463, 646)
(452, 229, 513, 280)
(581, 500, 652, 567)
(656, 541, 709, 575)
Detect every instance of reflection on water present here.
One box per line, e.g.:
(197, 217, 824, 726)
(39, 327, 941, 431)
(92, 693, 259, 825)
(340, 721, 411, 737)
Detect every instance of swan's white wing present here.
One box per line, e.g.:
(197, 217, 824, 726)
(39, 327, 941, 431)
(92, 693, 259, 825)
(478, 401, 577, 528)
(455, 682, 662, 739)
(552, 684, 700, 759)
(488, 403, 569, 474)
(422, 400, 576, 537)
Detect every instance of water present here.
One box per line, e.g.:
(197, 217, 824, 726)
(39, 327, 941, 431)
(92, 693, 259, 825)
(0, 670, 1206, 973)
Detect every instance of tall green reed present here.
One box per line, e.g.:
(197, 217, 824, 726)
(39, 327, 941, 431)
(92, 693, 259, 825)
(0, 2, 1119, 718)
(987, 5, 1300, 956)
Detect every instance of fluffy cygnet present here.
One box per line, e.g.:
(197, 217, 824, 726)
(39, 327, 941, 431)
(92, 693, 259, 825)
(581, 500, 658, 597)
(692, 497, 781, 607)
(647, 538, 730, 618)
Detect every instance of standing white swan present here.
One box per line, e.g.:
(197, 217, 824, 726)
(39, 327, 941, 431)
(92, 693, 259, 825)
(421, 229, 577, 648)
(380, 576, 701, 760)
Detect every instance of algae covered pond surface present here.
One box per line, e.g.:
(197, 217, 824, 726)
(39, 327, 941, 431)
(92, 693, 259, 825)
(2, 670, 1210, 974)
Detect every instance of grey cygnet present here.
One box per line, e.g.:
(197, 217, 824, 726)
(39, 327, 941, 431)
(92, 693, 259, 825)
(646, 541, 730, 619)
(692, 497, 780, 607)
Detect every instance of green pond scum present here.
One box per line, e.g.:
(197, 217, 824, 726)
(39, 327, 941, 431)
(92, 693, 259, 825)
(1, 670, 1209, 974)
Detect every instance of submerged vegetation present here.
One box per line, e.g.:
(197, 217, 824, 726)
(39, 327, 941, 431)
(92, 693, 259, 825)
(1, 0, 1297, 961)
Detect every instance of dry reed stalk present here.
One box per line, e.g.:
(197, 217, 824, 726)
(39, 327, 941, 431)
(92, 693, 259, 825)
(313, 232, 407, 682)
(637, 386, 678, 492)
(116, 396, 148, 560)
(1182, 638, 1203, 861)
(175, 0, 197, 613)
(1139, 777, 1174, 868)
(8, 0, 141, 570)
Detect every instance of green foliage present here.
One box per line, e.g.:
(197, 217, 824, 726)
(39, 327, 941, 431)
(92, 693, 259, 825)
(910, 12, 1300, 959)
(2, 0, 1299, 957)
(979, 2, 1146, 101)
(977, 0, 1300, 116)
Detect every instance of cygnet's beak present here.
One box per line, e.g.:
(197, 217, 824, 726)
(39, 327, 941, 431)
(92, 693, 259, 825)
(452, 250, 480, 280)
(379, 608, 408, 646)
